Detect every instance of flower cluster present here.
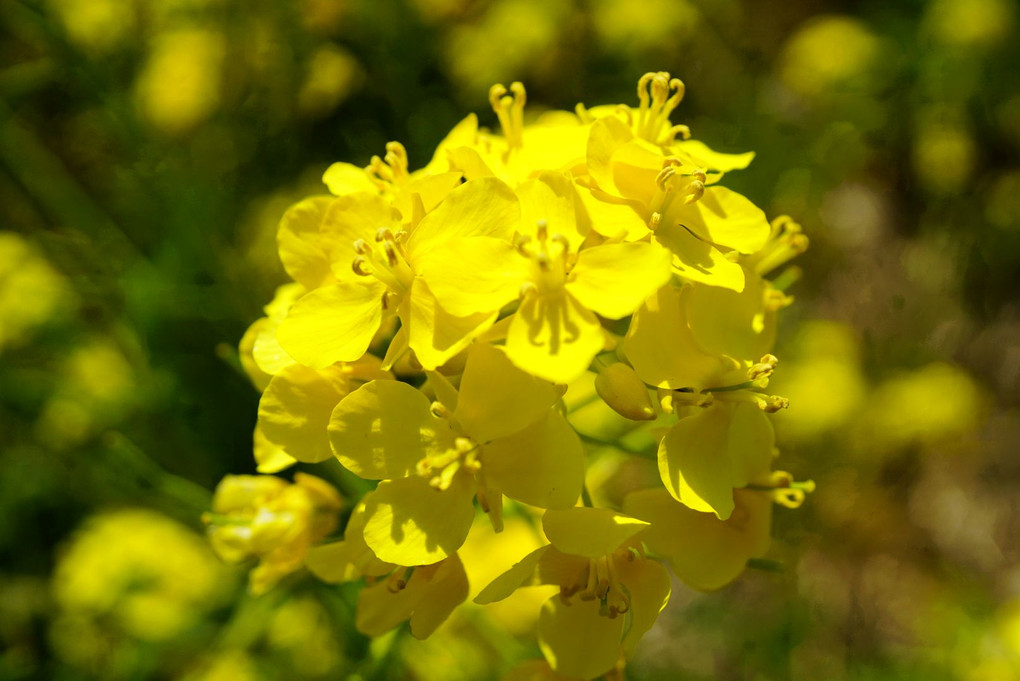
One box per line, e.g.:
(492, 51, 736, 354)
(219, 71, 812, 679)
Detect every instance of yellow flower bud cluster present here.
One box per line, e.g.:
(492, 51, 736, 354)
(219, 72, 813, 679)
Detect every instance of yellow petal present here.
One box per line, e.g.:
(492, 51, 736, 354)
(415, 236, 526, 318)
(253, 423, 297, 473)
(670, 139, 755, 177)
(307, 504, 393, 582)
(541, 508, 648, 559)
(423, 114, 479, 174)
(657, 402, 774, 519)
(623, 487, 772, 591)
(424, 369, 459, 413)
(653, 226, 746, 292)
(362, 476, 477, 565)
(669, 186, 770, 254)
(394, 171, 462, 217)
(408, 554, 469, 639)
(505, 292, 606, 384)
(355, 555, 468, 639)
(454, 343, 560, 443)
(444, 146, 497, 181)
(251, 283, 305, 376)
(328, 379, 451, 480)
(484, 411, 584, 509)
(404, 176, 520, 264)
(277, 196, 335, 289)
(322, 162, 377, 196)
(276, 280, 385, 368)
(686, 271, 775, 361)
(257, 363, 352, 464)
(320, 192, 400, 281)
(622, 285, 738, 389)
(519, 123, 591, 178)
(574, 182, 647, 240)
(616, 557, 671, 658)
(538, 596, 623, 680)
(567, 242, 671, 319)
(239, 318, 272, 391)
(306, 541, 358, 583)
(518, 172, 585, 249)
(586, 115, 636, 198)
(405, 277, 498, 371)
(474, 545, 550, 604)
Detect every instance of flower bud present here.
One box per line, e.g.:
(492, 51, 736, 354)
(595, 363, 656, 421)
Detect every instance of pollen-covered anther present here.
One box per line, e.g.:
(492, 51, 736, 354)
(760, 395, 790, 413)
(366, 141, 410, 187)
(668, 389, 714, 410)
(748, 354, 779, 382)
(654, 158, 683, 191)
(648, 212, 663, 231)
(386, 567, 413, 593)
(764, 288, 794, 312)
(755, 471, 816, 509)
(430, 401, 451, 419)
(750, 216, 810, 275)
(352, 256, 372, 276)
(635, 71, 689, 144)
(489, 81, 526, 149)
(682, 170, 708, 205)
(348, 230, 415, 292)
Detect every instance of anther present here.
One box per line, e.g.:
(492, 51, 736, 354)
(514, 234, 533, 257)
(748, 354, 779, 382)
(535, 219, 548, 241)
(375, 227, 395, 242)
(352, 257, 372, 276)
(382, 241, 400, 267)
(430, 401, 451, 419)
(760, 395, 790, 413)
(353, 238, 371, 255)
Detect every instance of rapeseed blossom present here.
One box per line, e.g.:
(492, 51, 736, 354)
(214, 72, 814, 676)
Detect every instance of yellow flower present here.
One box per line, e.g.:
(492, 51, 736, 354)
(419, 172, 671, 382)
(204, 473, 343, 594)
(657, 400, 776, 520)
(0, 232, 74, 353)
(238, 282, 306, 389)
(477, 508, 671, 680)
(623, 487, 772, 591)
(52, 509, 229, 643)
(255, 354, 390, 465)
(327, 343, 584, 565)
(277, 176, 518, 370)
(579, 73, 768, 291)
(307, 503, 467, 639)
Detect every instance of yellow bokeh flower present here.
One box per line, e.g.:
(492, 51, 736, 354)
(52, 509, 230, 644)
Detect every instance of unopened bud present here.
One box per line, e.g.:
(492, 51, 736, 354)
(595, 363, 656, 421)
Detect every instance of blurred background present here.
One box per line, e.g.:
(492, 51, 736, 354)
(2, 0, 1019, 679)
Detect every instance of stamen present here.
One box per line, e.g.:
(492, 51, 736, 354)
(365, 142, 409, 189)
(375, 227, 395, 242)
(387, 566, 414, 593)
(352, 257, 372, 276)
(747, 216, 810, 276)
(747, 354, 779, 382)
(748, 471, 816, 508)
(489, 81, 527, 149)
(634, 72, 689, 144)
(430, 401, 451, 419)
